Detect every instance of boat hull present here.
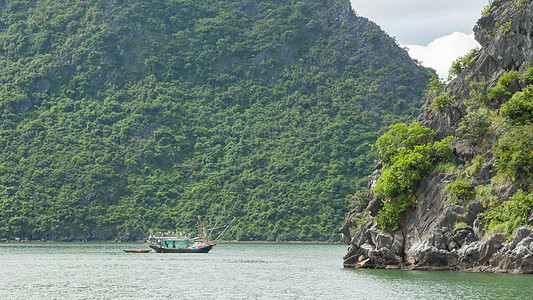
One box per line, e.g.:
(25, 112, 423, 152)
(123, 249, 151, 253)
(149, 244, 214, 253)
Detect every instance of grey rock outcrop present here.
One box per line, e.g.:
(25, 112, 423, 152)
(489, 228, 533, 273)
(465, 200, 484, 226)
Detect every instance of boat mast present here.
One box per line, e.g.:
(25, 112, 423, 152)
(197, 216, 208, 242)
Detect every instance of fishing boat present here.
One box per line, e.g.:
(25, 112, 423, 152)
(123, 249, 151, 253)
(146, 216, 234, 253)
(148, 232, 214, 253)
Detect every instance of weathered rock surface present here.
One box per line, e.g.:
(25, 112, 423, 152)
(489, 228, 533, 273)
(342, 0, 533, 274)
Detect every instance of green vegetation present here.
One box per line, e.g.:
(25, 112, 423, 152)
(518, 0, 532, 8)
(469, 81, 488, 106)
(498, 19, 514, 35)
(487, 85, 512, 103)
(372, 122, 435, 164)
(454, 221, 467, 228)
(500, 85, 533, 124)
(521, 66, 533, 84)
(474, 185, 497, 207)
(349, 191, 371, 211)
(494, 125, 533, 182)
(428, 77, 456, 113)
(482, 190, 533, 238)
(433, 161, 458, 174)
(449, 48, 480, 78)
(455, 111, 491, 142)
(482, 1, 494, 16)
(431, 93, 456, 113)
(0, 0, 434, 241)
(428, 76, 446, 94)
(497, 70, 520, 87)
(372, 123, 453, 230)
(446, 180, 475, 206)
(464, 155, 485, 177)
(487, 71, 519, 106)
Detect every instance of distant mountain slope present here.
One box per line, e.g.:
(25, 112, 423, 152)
(0, 0, 434, 241)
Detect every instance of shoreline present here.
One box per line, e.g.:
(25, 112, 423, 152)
(1, 238, 343, 244)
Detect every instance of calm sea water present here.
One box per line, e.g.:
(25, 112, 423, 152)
(1, 242, 532, 299)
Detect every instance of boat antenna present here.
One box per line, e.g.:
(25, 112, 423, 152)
(125, 208, 149, 239)
(136, 212, 150, 237)
(207, 204, 227, 241)
(213, 217, 236, 242)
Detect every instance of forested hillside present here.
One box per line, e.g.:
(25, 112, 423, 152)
(0, 0, 434, 241)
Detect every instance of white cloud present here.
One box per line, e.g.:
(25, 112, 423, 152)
(405, 32, 480, 79)
(350, 0, 488, 45)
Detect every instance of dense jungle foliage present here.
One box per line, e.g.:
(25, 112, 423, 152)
(0, 0, 434, 241)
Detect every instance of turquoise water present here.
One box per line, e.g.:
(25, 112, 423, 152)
(0, 242, 532, 299)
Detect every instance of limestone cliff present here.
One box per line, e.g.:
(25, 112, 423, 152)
(341, 0, 533, 274)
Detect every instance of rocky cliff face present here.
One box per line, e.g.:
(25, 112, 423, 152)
(341, 0, 533, 274)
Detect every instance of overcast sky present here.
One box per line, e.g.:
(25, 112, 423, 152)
(350, 0, 488, 78)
